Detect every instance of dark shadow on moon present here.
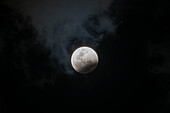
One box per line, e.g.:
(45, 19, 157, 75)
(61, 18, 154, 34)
(76, 49, 89, 60)
(74, 60, 97, 74)
(74, 52, 97, 74)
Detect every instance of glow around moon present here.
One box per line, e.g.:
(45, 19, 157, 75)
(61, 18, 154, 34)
(71, 46, 98, 74)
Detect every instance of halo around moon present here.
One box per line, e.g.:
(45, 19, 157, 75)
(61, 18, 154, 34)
(71, 46, 98, 74)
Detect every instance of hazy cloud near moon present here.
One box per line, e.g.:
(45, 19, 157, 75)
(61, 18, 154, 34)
(4, 0, 117, 74)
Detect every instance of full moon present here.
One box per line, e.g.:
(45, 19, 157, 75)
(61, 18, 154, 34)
(71, 46, 98, 74)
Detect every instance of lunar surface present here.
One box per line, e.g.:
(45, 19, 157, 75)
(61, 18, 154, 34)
(71, 46, 98, 74)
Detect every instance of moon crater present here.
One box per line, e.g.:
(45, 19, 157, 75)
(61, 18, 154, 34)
(71, 46, 98, 74)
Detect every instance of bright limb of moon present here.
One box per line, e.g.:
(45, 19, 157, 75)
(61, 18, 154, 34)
(71, 46, 98, 74)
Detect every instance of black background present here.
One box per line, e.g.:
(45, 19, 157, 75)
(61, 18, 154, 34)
(0, 0, 170, 112)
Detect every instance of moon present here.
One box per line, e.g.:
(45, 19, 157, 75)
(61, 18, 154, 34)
(71, 46, 99, 74)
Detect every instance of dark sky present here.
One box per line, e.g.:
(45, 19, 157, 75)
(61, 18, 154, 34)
(0, 0, 170, 112)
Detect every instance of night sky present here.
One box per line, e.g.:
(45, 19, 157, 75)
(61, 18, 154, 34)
(0, 0, 170, 112)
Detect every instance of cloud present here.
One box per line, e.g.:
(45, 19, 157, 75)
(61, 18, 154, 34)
(147, 40, 170, 75)
(41, 9, 117, 74)
(4, 0, 113, 29)
(4, 0, 117, 75)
